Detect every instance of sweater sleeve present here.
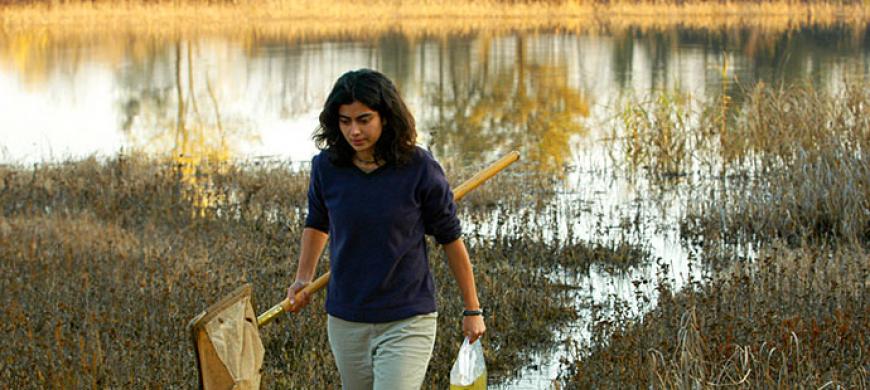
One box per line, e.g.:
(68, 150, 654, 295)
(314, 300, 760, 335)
(304, 154, 330, 233)
(420, 155, 462, 244)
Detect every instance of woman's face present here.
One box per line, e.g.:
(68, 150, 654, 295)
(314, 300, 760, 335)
(338, 101, 383, 157)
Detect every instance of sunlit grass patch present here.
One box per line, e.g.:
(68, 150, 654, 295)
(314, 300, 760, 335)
(608, 82, 869, 243)
(1, 0, 867, 42)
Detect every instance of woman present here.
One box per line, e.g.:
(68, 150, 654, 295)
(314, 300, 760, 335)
(286, 69, 486, 389)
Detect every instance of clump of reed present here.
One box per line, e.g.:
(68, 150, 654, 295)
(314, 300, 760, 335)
(611, 90, 693, 179)
(610, 82, 869, 244)
(571, 81, 869, 387)
(687, 82, 870, 244)
(0, 153, 640, 387)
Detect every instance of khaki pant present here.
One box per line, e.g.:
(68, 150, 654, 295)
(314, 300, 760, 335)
(327, 313, 437, 390)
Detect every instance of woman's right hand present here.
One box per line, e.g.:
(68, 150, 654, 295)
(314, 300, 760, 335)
(286, 280, 311, 313)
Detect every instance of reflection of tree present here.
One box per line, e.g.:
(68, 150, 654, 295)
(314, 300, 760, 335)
(115, 40, 259, 214)
(116, 40, 259, 156)
(240, 39, 313, 119)
(2, 30, 51, 87)
(612, 29, 635, 89)
(646, 30, 673, 90)
(425, 35, 590, 176)
(378, 33, 415, 92)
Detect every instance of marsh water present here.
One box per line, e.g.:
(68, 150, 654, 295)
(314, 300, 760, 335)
(1, 24, 868, 388)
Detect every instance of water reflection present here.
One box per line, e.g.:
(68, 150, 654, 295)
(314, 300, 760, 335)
(115, 41, 263, 213)
(1, 25, 868, 213)
(1, 26, 867, 160)
(426, 35, 590, 175)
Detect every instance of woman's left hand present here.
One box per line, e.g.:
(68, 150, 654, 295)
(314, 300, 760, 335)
(463, 315, 486, 344)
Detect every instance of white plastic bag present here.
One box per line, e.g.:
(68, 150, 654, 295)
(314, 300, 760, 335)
(449, 337, 487, 389)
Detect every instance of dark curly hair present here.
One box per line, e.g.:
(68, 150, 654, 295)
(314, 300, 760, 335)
(314, 69, 417, 167)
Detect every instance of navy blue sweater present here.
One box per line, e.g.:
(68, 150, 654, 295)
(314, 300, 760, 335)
(304, 147, 462, 323)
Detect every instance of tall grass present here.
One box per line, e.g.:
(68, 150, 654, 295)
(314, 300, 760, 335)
(613, 91, 692, 179)
(611, 82, 869, 243)
(572, 82, 869, 387)
(690, 83, 870, 244)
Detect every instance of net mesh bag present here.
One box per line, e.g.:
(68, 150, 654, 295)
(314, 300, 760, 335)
(189, 284, 265, 390)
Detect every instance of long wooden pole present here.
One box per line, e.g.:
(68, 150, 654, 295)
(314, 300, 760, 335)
(257, 151, 520, 327)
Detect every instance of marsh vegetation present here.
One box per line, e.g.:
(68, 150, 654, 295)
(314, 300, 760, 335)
(0, 152, 647, 387)
(1, 80, 867, 387)
(569, 82, 869, 388)
(1, 2, 869, 386)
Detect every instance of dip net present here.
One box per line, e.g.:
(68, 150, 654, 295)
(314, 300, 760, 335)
(189, 284, 265, 389)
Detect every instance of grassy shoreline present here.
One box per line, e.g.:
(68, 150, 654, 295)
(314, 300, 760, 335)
(2, 0, 868, 40)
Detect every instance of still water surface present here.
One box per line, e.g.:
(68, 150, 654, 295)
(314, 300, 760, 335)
(2, 26, 867, 165)
(1, 24, 867, 388)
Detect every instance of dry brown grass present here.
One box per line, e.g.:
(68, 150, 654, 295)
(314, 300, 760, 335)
(0, 154, 639, 387)
(1, 0, 868, 41)
(568, 243, 869, 388)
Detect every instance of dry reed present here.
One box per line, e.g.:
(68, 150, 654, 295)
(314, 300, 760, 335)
(572, 81, 869, 387)
(690, 82, 870, 244)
